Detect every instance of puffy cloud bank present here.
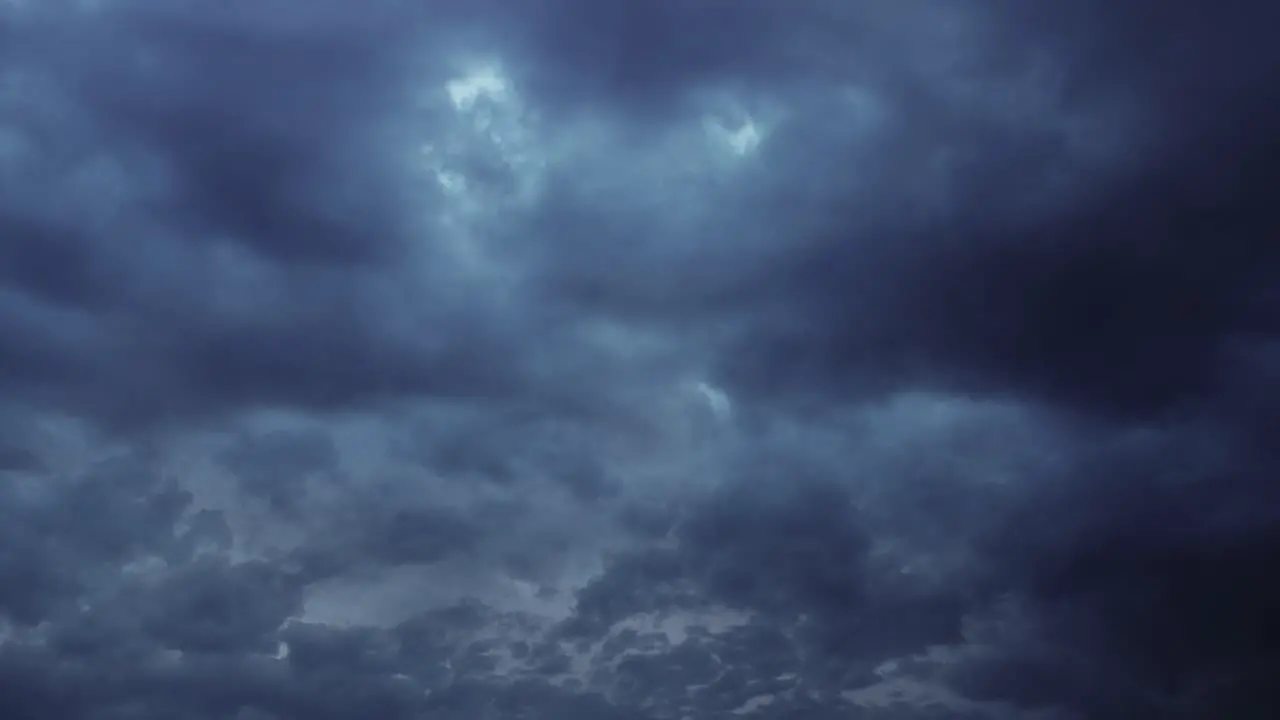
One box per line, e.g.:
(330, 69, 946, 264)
(1, 1, 1277, 718)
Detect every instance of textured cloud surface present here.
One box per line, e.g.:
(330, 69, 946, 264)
(1, 1, 1278, 718)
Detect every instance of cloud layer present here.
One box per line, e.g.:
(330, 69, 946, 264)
(1, 1, 1277, 718)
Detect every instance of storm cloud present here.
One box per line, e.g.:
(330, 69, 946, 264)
(0, 0, 1277, 718)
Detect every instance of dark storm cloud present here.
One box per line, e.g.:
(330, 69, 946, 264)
(570, 474, 972, 674)
(499, 0, 1280, 713)
(2, 0, 1279, 718)
(0, 0, 539, 432)
(959, 428, 1280, 718)
(503, 0, 842, 115)
(734, 130, 1280, 420)
(0, 452, 193, 626)
(0, 446, 623, 720)
(218, 429, 340, 515)
(499, 0, 1280, 423)
(700, 3, 1280, 712)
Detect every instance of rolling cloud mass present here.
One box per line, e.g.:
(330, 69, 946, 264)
(1, 1, 1278, 718)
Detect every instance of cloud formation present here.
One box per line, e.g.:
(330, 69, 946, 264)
(1, 0, 1277, 718)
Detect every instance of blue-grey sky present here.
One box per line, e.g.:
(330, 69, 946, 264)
(1, 1, 1278, 718)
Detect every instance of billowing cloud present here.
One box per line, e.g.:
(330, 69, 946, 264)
(1, 0, 1277, 718)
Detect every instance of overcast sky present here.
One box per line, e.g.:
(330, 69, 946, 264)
(1, 1, 1278, 718)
